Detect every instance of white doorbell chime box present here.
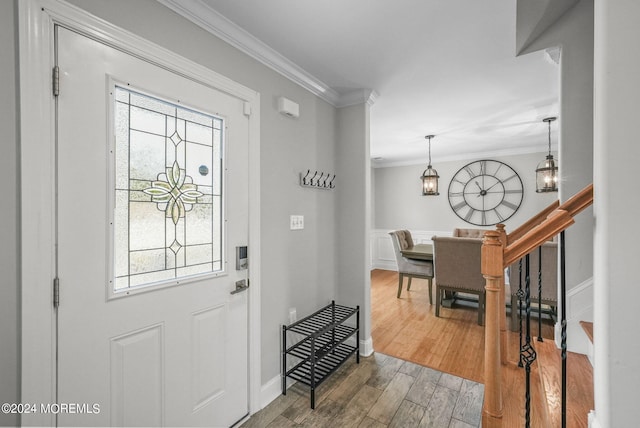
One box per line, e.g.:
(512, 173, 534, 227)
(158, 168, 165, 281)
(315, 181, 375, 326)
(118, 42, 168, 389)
(277, 96, 299, 118)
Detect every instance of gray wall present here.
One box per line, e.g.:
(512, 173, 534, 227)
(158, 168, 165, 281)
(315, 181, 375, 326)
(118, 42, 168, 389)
(336, 103, 372, 343)
(0, 1, 20, 427)
(374, 152, 557, 233)
(520, 0, 594, 293)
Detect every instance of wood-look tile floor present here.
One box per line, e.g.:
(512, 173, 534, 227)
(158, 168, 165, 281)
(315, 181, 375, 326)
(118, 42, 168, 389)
(241, 352, 483, 428)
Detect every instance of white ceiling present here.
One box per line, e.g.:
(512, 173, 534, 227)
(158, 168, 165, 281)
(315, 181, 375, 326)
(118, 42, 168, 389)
(164, 0, 560, 167)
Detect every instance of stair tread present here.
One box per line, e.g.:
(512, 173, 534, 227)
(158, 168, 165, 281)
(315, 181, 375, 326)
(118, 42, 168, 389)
(535, 339, 594, 428)
(580, 321, 594, 343)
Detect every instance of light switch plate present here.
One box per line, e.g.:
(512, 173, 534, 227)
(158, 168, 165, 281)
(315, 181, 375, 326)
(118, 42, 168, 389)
(290, 215, 304, 230)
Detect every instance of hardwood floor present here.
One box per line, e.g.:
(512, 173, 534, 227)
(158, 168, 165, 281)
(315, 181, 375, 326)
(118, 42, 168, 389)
(371, 269, 594, 427)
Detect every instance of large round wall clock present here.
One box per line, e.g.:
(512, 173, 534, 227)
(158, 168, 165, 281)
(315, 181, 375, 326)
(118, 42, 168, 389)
(448, 159, 524, 226)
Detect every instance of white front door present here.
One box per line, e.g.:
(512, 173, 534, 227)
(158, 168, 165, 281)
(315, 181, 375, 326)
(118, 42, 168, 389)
(56, 26, 249, 427)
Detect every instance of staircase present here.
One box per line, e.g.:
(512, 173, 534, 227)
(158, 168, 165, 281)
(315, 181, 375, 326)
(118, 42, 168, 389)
(495, 322, 594, 426)
(535, 335, 593, 427)
(480, 184, 594, 427)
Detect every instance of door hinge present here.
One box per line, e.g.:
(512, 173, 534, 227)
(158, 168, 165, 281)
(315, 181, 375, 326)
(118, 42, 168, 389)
(53, 277, 60, 308)
(243, 101, 251, 116)
(53, 66, 60, 97)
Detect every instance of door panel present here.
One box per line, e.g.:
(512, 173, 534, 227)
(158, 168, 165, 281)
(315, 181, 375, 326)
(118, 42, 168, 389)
(56, 26, 249, 427)
(191, 305, 226, 410)
(110, 324, 164, 426)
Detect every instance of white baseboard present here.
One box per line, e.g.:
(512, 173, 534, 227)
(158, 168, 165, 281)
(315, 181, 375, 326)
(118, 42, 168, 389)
(588, 410, 602, 428)
(260, 374, 298, 410)
(260, 375, 284, 410)
(554, 276, 593, 356)
(360, 336, 374, 356)
(374, 261, 397, 271)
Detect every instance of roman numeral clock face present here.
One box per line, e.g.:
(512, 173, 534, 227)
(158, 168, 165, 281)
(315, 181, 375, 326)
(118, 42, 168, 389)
(448, 160, 524, 226)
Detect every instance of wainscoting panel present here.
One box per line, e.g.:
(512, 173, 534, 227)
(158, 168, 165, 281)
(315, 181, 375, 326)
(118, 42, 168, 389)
(370, 229, 451, 271)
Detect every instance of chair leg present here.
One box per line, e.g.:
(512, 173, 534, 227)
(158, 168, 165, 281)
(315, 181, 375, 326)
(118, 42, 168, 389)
(407, 276, 413, 291)
(397, 274, 404, 298)
(427, 278, 433, 305)
(478, 292, 485, 326)
(435, 287, 441, 317)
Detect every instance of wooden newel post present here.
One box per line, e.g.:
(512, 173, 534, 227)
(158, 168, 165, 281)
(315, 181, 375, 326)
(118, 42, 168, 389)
(496, 224, 509, 366)
(482, 230, 504, 427)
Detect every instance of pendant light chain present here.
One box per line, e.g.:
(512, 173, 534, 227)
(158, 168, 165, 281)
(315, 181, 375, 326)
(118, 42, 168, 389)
(547, 119, 552, 156)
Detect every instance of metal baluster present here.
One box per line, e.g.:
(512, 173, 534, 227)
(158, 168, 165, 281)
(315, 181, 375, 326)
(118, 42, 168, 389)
(517, 258, 524, 367)
(537, 245, 543, 342)
(520, 254, 537, 428)
(560, 231, 567, 428)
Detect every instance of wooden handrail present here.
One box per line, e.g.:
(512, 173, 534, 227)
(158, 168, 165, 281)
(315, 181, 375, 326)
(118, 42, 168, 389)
(507, 200, 559, 245)
(504, 184, 593, 267)
(504, 210, 574, 266)
(481, 183, 593, 427)
(558, 183, 594, 217)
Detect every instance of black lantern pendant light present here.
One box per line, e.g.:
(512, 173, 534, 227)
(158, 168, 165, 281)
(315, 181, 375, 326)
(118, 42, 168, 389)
(536, 117, 558, 193)
(420, 135, 439, 196)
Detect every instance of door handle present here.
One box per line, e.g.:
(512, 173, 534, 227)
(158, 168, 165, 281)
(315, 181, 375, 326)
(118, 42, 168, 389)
(230, 279, 249, 295)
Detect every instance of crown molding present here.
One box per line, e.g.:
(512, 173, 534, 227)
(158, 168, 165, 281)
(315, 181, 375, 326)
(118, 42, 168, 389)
(157, 0, 351, 106)
(336, 88, 379, 108)
(516, 0, 579, 56)
(372, 145, 557, 168)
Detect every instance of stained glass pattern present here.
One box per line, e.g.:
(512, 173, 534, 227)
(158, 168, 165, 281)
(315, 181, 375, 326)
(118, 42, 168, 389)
(114, 87, 223, 291)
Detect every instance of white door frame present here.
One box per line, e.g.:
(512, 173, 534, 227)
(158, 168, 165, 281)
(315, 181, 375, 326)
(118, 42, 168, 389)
(18, 1, 261, 426)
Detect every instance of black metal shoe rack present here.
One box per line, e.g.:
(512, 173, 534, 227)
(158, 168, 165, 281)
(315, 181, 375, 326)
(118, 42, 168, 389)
(281, 301, 359, 409)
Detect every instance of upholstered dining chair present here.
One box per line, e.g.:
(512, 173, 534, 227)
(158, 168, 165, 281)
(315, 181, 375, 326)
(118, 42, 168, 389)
(432, 235, 486, 325)
(388, 230, 434, 303)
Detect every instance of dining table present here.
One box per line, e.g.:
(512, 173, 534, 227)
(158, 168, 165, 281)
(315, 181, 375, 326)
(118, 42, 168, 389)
(400, 243, 433, 261)
(400, 243, 456, 307)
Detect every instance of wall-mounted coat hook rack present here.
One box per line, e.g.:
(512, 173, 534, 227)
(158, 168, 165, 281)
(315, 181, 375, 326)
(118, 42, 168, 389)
(300, 169, 336, 190)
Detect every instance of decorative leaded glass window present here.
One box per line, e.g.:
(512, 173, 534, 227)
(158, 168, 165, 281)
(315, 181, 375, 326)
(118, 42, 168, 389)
(113, 86, 223, 292)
